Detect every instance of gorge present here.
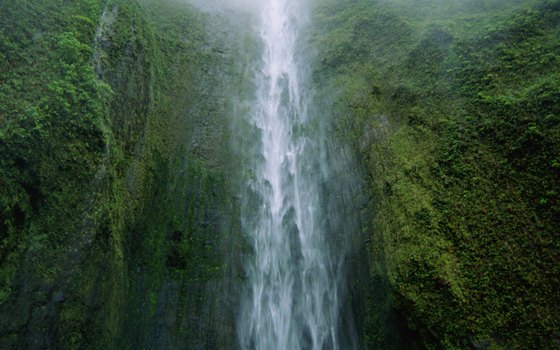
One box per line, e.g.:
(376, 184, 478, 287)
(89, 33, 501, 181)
(0, 0, 559, 349)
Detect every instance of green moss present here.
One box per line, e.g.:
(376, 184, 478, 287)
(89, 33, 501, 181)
(3, 0, 556, 347)
(0, 0, 243, 348)
(312, 0, 560, 348)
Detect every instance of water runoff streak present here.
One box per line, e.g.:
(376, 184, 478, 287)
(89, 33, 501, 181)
(238, 0, 349, 348)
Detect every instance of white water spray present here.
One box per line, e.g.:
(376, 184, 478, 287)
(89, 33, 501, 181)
(238, 0, 348, 348)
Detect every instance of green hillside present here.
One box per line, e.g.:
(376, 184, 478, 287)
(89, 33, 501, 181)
(311, 0, 560, 348)
(0, 0, 244, 348)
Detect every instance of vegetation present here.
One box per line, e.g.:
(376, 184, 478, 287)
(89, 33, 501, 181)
(0, 1, 117, 347)
(311, 0, 560, 348)
(1, 0, 558, 348)
(0, 0, 243, 348)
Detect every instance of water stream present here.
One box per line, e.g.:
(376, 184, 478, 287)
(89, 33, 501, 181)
(237, 0, 350, 348)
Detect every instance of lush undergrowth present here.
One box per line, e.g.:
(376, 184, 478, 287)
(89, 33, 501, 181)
(312, 0, 560, 348)
(0, 0, 242, 348)
(2, 0, 559, 348)
(1, 1, 121, 347)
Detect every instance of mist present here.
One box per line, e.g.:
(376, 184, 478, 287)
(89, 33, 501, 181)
(185, 0, 265, 14)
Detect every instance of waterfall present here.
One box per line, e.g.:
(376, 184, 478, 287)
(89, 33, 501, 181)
(237, 0, 350, 348)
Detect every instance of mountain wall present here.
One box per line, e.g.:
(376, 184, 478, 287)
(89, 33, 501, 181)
(0, 0, 246, 348)
(1, 0, 559, 349)
(310, 0, 560, 348)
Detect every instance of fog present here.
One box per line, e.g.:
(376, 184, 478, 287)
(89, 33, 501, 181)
(185, 0, 265, 14)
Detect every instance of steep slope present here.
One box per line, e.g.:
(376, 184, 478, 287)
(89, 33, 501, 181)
(2, 0, 559, 349)
(311, 0, 560, 348)
(0, 0, 245, 348)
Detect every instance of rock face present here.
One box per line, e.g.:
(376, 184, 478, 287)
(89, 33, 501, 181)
(1, 0, 559, 349)
(310, 0, 560, 349)
(0, 0, 246, 348)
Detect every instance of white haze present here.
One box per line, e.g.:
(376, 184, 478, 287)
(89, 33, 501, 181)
(177, 0, 359, 347)
(185, 0, 265, 14)
(235, 0, 354, 348)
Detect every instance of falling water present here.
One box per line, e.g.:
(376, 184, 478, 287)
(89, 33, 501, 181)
(238, 0, 350, 348)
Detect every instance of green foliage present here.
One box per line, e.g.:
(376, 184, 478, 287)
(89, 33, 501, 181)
(312, 0, 560, 348)
(1, 0, 240, 348)
(0, 0, 107, 290)
(0, 0, 142, 346)
(2, 0, 556, 348)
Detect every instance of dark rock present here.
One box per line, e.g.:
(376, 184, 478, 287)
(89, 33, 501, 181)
(52, 291, 65, 303)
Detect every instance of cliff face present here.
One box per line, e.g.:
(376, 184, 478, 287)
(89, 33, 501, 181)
(1, 0, 559, 349)
(310, 0, 560, 348)
(0, 0, 245, 348)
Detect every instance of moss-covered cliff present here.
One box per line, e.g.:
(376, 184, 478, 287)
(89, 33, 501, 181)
(1, 0, 559, 349)
(0, 0, 245, 348)
(311, 0, 560, 348)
